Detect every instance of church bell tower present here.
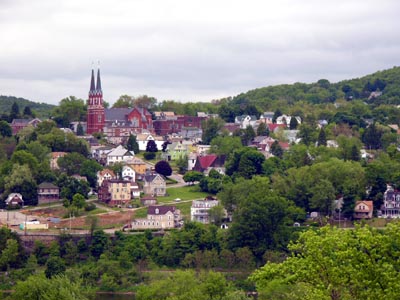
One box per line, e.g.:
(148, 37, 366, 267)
(86, 68, 105, 134)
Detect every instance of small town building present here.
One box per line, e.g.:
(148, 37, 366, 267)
(131, 205, 181, 230)
(5, 193, 24, 207)
(191, 197, 219, 224)
(140, 195, 157, 206)
(37, 182, 60, 205)
(143, 172, 166, 196)
(98, 179, 132, 206)
(380, 185, 400, 218)
(354, 201, 373, 219)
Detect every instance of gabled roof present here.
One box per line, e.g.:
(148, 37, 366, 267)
(193, 155, 226, 172)
(148, 205, 176, 215)
(355, 200, 373, 212)
(144, 172, 165, 183)
(107, 145, 134, 157)
(38, 182, 59, 189)
(105, 108, 132, 122)
(6, 193, 23, 204)
(98, 169, 116, 177)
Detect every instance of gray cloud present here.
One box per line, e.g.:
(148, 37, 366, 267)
(0, 0, 399, 104)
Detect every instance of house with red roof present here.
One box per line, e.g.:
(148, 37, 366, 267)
(192, 154, 226, 175)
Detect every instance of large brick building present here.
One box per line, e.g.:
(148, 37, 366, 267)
(153, 115, 206, 136)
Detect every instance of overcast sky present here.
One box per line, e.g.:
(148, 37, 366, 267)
(1, 0, 399, 105)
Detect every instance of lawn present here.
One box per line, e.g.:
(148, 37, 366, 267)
(158, 185, 209, 203)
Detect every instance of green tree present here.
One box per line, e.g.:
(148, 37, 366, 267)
(23, 106, 34, 117)
(10, 102, 20, 121)
(58, 152, 87, 176)
(80, 159, 103, 188)
(270, 141, 283, 158)
(0, 120, 12, 137)
(241, 125, 256, 146)
(90, 230, 109, 259)
(51, 96, 87, 127)
(0, 239, 19, 271)
(45, 256, 66, 278)
(146, 139, 158, 152)
(210, 136, 243, 157)
(155, 160, 172, 177)
(362, 123, 383, 150)
(251, 224, 400, 300)
(113, 95, 134, 107)
(183, 171, 205, 185)
(289, 116, 298, 129)
(298, 124, 317, 146)
(4, 164, 38, 206)
(256, 122, 269, 136)
(72, 193, 86, 210)
(317, 127, 327, 146)
(76, 123, 84, 136)
(10, 274, 93, 300)
(127, 134, 139, 154)
(202, 117, 224, 145)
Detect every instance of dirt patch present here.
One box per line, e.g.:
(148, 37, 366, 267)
(55, 211, 134, 229)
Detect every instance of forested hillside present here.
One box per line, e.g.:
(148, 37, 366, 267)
(0, 96, 55, 118)
(216, 66, 400, 121)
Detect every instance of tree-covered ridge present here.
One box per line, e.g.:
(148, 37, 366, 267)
(224, 66, 400, 113)
(0, 96, 55, 119)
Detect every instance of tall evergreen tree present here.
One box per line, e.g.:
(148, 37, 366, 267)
(146, 140, 158, 152)
(289, 116, 299, 129)
(10, 102, 20, 121)
(256, 122, 269, 136)
(76, 123, 84, 136)
(317, 127, 327, 146)
(23, 106, 33, 117)
(127, 134, 139, 153)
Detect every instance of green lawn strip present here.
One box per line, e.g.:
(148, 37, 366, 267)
(158, 185, 209, 203)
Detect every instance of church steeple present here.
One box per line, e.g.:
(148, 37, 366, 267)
(96, 68, 102, 93)
(89, 69, 96, 95)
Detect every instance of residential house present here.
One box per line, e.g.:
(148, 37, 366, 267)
(140, 195, 157, 206)
(131, 205, 181, 230)
(50, 152, 67, 170)
(6, 193, 24, 207)
(259, 112, 275, 124)
(131, 182, 141, 198)
(136, 133, 164, 151)
(122, 165, 136, 182)
(98, 179, 131, 206)
(354, 201, 373, 219)
(235, 115, 257, 129)
(192, 154, 226, 175)
(267, 123, 286, 134)
(37, 182, 60, 205)
(187, 152, 197, 171)
(106, 145, 135, 165)
(191, 197, 219, 224)
(143, 172, 166, 196)
(276, 115, 301, 127)
(380, 185, 400, 218)
(97, 169, 116, 188)
(168, 141, 191, 160)
(91, 145, 114, 165)
(127, 157, 148, 176)
(221, 123, 240, 136)
(10, 118, 41, 135)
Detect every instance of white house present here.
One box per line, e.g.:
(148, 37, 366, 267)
(235, 115, 257, 129)
(136, 133, 164, 151)
(191, 198, 220, 224)
(122, 165, 136, 182)
(106, 145, 135, 165)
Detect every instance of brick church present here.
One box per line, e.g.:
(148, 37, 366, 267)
(86, 68, 154, 141)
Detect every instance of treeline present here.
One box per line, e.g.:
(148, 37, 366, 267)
(0, 96, 55, 120)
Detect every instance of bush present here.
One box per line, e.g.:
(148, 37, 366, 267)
(143, 152, 156, 160)
(84, 202, 96, 211)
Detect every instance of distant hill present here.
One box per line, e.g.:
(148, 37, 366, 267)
(0, 96, 55, 118)
(229, 66, 400, 112)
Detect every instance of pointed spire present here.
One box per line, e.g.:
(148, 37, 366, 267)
(96, 68, 102, 92)
(89, 69, 96, 93)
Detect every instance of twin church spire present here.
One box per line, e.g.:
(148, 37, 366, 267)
(87, 66, 105, 134)
(89, 68, 102, 96)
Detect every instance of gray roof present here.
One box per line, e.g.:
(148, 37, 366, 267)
(105, 108, 132, 122)
(38, 182, 59, 189)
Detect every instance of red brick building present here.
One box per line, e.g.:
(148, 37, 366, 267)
(153, 115, 206, 136)
(86, 68, 105, 134)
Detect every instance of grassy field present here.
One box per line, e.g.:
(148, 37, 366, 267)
(158, 185, 210, 203)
